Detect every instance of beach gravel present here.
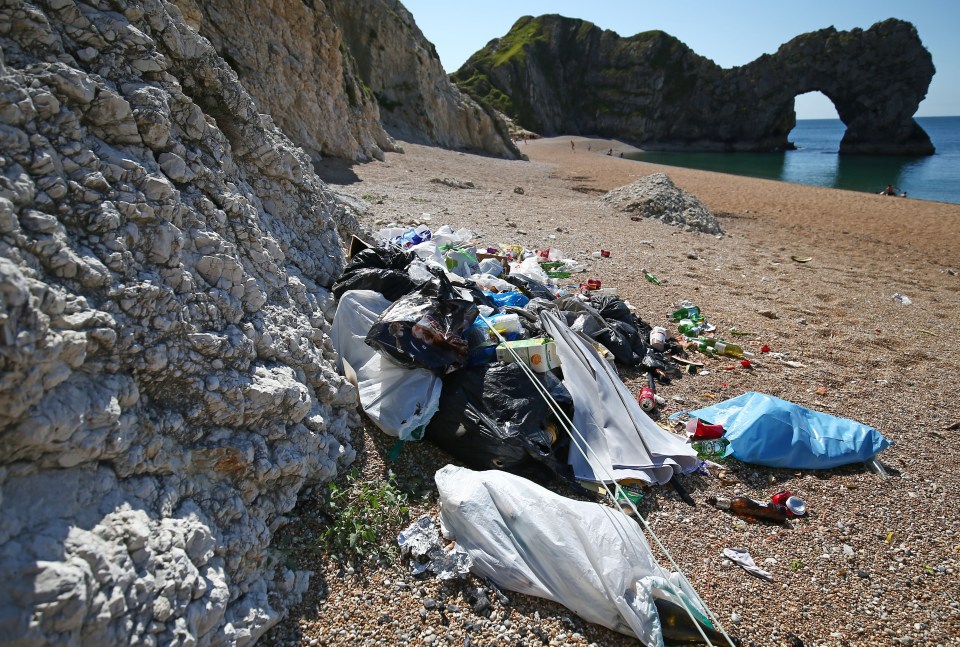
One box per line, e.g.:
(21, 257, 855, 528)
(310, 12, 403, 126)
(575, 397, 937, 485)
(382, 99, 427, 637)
(262, 137, 960, 647)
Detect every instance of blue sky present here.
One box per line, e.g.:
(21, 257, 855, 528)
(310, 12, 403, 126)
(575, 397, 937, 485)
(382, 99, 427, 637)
(402, 0, 958, 119)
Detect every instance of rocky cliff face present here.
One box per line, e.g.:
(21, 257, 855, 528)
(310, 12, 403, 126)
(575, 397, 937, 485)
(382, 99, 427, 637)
(327, 0, 522, 159)
(454, 16, 935, 155)
(177, 0, 399, 164)
(180, 0, 520, 163)
(0, 0, 360, 644)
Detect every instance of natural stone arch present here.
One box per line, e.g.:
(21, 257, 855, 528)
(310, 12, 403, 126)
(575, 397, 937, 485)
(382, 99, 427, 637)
(455, 17, 935, 155)
(766, 20, 935, 155)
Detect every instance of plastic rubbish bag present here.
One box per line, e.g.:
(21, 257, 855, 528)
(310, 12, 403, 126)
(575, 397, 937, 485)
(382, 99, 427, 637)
(672, 391, 894, 469)
(436, 465, 712, 646)
(333, 247, 422, 301)
(424, 363, 572, 479)
(332, 268, 422, 301)
(347, 246, 414, 271)
(505, 273, 556, 301)
(555, 296, 639, 365)
(442, 244, 481, 278)
(511, 256, 549, 283)
(331, 290, 440, 440)
(366, 278, 479, 374)
(484, 290, 529, 308)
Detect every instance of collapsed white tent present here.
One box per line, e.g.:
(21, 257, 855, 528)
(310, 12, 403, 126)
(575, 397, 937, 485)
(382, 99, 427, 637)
(540, 310, 700, 485)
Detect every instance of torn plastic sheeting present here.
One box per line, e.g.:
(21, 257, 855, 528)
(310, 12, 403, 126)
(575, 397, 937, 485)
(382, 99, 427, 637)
(672, 391, 893, 469)
(436, 465, 709, 646)
(397, 514, 472, 580)
(541, 311, 700, 485)
(330, 290, 440, 440)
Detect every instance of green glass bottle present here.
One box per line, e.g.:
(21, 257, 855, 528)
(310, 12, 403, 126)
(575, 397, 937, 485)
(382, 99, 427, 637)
(686, 338, 718, 354)
(677, 318, 703, 335)
(688, 337, 745, 359)
(713, 340, 745, 359)
(668, 305, 701, 321)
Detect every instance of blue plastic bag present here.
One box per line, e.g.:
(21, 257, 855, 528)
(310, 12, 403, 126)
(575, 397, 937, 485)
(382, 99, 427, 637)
(671, 392, 892, 469)
(484, 290, 530, 308)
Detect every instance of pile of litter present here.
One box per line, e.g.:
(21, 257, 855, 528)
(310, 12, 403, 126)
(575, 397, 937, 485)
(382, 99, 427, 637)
(329, 222, 893, 646)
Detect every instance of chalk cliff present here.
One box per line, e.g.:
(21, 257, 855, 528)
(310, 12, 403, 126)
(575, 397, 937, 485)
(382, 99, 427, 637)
(454, 16, 936, 155)
(0, 0, 359, 644)
(326, 0, 521, 158)
(180, 0, 521, 162)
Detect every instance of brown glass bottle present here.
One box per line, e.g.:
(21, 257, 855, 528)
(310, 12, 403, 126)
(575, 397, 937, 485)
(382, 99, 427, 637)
(706, 496, 788, 523)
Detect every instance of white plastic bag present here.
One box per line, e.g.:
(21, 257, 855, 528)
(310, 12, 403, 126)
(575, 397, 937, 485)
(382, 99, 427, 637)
(436, 465, 706, 646)
(511, 256, 549, 283)
(331, 290, 440, 440)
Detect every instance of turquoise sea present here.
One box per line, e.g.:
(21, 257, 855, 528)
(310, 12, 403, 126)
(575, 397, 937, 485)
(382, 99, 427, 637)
(625, 116, 960, 204)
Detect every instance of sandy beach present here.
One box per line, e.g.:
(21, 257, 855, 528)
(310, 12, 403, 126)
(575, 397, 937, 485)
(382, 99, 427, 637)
(265, 138, 960, 647)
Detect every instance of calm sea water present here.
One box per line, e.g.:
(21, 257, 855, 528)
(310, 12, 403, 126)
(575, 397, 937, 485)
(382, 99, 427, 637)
(625, 116, 960, 204)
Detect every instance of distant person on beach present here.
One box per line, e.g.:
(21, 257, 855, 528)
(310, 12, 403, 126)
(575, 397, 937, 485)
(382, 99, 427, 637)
(880, 184, 904, 197)
(607, 148, 613, 156)
(587, 143, 591, 151)
(571, 141, 575, 151)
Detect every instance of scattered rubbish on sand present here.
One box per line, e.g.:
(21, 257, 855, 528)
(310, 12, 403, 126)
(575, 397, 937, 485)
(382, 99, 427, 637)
(892, 293, 913, 305)
(329, 219, 897, 645)
(790, 255, 813, 263)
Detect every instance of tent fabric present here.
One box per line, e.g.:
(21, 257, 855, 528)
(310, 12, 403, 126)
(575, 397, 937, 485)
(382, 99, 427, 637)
(540, 311, 700, 485)
(673, 391, 893, 469)
(435, 465, 704, 646)
(331, 290, 441, 440)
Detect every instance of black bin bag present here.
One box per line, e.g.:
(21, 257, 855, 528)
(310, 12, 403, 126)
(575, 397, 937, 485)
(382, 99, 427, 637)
(425, 363, 573, 480)
(365, 278, 479, 374)
(333, 247, 421, 301)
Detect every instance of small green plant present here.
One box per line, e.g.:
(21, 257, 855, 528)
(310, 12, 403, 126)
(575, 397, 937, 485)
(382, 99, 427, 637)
(789, 559, 804, 571)
(361, 193, 387, 202)
(320, 468, 410, 561)
(409, 196, 431, 203)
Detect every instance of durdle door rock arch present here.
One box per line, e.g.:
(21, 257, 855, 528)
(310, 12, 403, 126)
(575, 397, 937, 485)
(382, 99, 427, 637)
(453, 16, 935, 155)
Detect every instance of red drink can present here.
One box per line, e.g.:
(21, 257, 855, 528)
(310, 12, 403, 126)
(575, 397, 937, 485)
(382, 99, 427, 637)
(638, 386, 656, 412)
(600, 249, 611, 257)
(771, 490, 791, 506)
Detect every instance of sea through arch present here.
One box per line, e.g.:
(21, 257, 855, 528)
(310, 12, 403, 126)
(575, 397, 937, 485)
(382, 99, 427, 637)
(790, 91, 843, 151)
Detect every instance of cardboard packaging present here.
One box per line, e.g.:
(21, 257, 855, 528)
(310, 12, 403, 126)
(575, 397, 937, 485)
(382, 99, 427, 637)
(495, 338, 560, 373)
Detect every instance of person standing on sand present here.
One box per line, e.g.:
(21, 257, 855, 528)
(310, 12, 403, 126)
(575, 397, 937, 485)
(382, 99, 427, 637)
(570, 141, 575, 152)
